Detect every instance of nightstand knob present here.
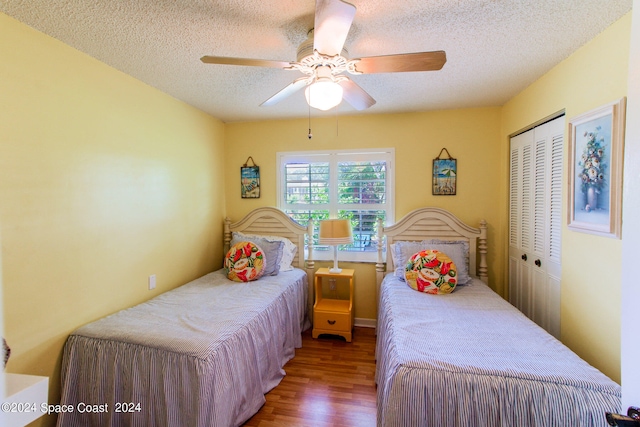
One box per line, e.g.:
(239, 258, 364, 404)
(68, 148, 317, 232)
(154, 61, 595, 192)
(327, 320, 336, 325)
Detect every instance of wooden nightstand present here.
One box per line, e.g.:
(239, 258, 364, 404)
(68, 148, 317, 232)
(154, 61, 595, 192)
(312, 268, 354, 342)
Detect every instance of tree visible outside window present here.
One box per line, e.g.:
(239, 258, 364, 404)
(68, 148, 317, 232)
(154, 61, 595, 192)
(278, 149, 394, 262)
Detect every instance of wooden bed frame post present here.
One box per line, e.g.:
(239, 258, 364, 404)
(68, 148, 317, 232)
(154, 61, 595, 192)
(478, 219, 488, 284)
(306, 219, 315, 325)
(306, 219, 314, 271)
(375, 218, 386, 311)
(223, 217, 231, 255)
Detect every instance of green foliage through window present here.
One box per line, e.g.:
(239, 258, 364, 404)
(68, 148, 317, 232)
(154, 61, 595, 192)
(279, 150, 394, 256)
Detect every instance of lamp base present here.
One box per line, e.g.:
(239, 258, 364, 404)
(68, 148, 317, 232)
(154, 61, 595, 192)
(330, 245, 342, 274)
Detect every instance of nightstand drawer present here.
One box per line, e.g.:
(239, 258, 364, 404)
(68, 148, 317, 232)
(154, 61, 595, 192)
(314, 310, 350, 332)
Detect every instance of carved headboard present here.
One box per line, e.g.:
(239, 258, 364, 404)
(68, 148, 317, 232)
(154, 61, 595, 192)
(223, 207, 315, 312)
(375, 207, 488, 294)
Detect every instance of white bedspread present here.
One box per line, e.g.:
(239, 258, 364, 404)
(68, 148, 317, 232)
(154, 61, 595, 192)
(376, 274, 621, 427)
(58, 269, 308, 427)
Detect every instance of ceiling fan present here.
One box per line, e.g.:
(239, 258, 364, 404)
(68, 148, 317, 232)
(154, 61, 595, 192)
(201, 0, 446, 111)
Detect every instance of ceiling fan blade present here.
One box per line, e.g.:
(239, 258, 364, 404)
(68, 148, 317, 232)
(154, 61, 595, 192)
(339, 79, 376, 110)
(260, 78, 310, 107)
(200, 56, 291, 69)
(351, 51, 447, 74)
(313, 0, 356, 56)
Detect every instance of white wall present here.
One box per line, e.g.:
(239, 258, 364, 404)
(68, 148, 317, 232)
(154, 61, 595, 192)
(621, 0, 640, 410)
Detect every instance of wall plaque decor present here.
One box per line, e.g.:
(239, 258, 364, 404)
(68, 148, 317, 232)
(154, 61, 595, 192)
(432, 148, 457, 195)
(241, 156, 260, 198)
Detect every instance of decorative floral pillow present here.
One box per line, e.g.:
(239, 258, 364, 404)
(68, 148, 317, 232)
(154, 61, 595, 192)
(224, 241, 266, 282)
(405, 250, 458, 294)
(390, 240, 471, 284)
(230, 235, 283, 276)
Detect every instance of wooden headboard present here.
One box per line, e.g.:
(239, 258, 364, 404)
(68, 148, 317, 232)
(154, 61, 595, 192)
(224, 207, 314, 270)
(223, 207, 315, 311)
(375, 207, 488, 293)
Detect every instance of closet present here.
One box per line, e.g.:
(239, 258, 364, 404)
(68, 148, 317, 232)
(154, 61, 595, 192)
(509, 115, 564, 339)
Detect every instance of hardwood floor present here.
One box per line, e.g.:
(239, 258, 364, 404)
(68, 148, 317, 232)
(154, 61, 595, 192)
(243, 327, 378, 427)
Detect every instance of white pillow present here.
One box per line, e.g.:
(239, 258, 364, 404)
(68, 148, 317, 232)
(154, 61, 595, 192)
(232, 231, 298, 271)
(390, 239, 472, 284)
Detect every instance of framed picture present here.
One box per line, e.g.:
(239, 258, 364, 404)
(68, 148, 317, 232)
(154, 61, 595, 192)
(567, 98, 626, 238)
(432, 148, 456, 195)
(241, 157, 260, 198)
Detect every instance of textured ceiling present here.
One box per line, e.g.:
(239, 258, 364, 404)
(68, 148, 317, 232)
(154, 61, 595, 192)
(0, 0, 633, 123)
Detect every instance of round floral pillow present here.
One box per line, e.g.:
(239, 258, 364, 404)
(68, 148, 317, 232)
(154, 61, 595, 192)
(404, 249, 458, 294)
(224, 241, 266, 282)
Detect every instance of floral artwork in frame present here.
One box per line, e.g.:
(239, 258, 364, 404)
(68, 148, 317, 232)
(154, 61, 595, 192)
(567, 98, 626, 238)
(432, 148, 456, 195)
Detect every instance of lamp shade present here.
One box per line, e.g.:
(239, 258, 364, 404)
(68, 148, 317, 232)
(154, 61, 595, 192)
(304, 79, 343, 111)
(319, 219, 353, 245)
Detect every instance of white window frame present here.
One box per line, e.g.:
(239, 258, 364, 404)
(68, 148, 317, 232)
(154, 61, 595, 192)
(277, 148, 395, 262)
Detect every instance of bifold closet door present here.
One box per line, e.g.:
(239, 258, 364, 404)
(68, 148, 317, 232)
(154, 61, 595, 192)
(509, 116, 563, 339)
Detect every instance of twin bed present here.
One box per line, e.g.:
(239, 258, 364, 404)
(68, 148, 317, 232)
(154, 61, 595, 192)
(57, 206, 621, 427)
(58, 207, 313, 427)
(374, 207, 621, 426)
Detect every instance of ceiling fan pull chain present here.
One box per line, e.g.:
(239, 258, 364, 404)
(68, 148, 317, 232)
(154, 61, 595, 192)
(308, 100, 313, 140)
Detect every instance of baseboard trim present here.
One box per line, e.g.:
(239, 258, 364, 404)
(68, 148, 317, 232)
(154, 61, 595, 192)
(354, 318, 376, 329)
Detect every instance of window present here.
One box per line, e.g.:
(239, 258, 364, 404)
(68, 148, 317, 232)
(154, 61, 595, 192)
(277, 149, 394, 262)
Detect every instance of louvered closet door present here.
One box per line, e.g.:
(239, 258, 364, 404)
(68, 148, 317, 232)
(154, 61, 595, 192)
(509, 116, 563, 339)
(509, 130, 534, 320)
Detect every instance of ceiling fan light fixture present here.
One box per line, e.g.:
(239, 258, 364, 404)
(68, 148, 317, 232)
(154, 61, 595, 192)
(305, 78, 343, 111)
(201, 0, 444, 112)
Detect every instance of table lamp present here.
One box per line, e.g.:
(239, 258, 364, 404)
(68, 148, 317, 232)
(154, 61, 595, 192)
(319, 219, 353, 273)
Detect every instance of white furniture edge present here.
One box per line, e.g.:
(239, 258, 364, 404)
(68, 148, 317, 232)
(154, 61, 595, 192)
(0, 373, 48, 427)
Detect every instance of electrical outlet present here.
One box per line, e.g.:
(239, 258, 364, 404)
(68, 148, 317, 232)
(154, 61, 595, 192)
(149, 274, 156, 290)
(329, 279, 337, 291)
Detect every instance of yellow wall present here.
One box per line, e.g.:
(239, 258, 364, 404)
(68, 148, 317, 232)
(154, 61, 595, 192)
(0, 13, 226, 426)
(225, 108, 504, 320)
(501, 13, 631, 382)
